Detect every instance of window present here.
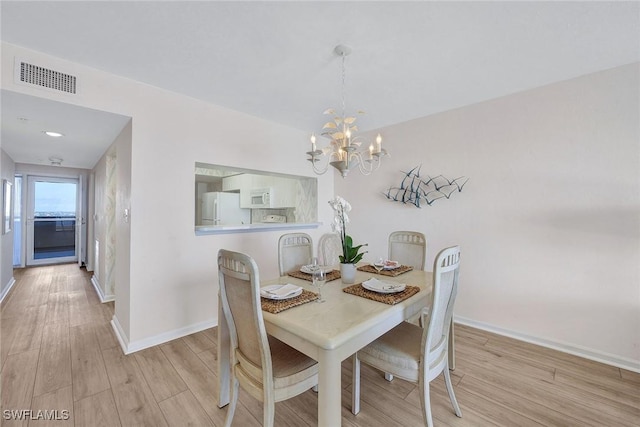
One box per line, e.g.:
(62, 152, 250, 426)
(195, 163, 318, 233)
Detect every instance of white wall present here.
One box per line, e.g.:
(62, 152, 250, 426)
(0, 149, 16, 300)
(335, 63, 640, 370)
(122, 78, 334, 348)
(1, 42, 335, 351)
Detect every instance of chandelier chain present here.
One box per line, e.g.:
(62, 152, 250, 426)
(341, 52, 347, 118)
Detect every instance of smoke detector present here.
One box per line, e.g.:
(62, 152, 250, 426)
(49, 157, 63, 166)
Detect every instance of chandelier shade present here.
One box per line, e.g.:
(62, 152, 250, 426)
(307, 45, 389, 177)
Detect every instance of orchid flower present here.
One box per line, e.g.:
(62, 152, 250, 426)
(328, 196, 367, 264)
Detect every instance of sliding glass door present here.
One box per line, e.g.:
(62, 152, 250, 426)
(26, 176, 79, 265)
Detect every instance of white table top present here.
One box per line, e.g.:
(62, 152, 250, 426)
(261, 267, 432, 356)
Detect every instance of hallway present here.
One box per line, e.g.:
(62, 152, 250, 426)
(0, 264, 278, 426)
(1, 264, 123, 425)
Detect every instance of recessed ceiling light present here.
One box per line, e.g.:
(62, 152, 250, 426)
(44, 131, 64, 137)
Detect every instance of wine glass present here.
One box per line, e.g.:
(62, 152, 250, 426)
(307, 257, 319, 274)
(312, 268, 326, 303)
(373, 257, 385, 274)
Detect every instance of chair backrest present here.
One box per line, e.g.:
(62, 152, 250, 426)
(388, 231, 426, 270)
(422, 246, 460, 374)
(278, 233, 313, 276)
(218, 250, 273, 383)
(318, 233, 342, 266)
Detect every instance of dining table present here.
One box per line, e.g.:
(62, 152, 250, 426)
(217, 264, 433, 427)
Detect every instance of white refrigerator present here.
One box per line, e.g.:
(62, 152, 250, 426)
(201, 192, 250, 226)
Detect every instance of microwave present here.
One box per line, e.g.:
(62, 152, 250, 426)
(249, 188, 273, 208)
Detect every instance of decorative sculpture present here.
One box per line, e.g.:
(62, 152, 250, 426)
(385, 165, 468, 208)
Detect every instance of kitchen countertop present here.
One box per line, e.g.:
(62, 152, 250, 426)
(195, 222, 321, 235)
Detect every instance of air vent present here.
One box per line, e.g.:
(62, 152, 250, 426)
(18, 61, 77, 94)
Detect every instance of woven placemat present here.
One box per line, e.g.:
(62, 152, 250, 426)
(342, 283, 420, 305)
(357, 264, 414, 277)
(261, 290, 319, 314)
(287, 269, 341, 282)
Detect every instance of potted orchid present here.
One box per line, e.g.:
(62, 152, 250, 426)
(329, 196, 367, 283)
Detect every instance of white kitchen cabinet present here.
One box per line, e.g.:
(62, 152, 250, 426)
(256, 175, 297, 208)
(272, 176, 297, 208)
(222, 174, 250, 192)
(223, 173, 297, 208)
(222, 174, 251, 207)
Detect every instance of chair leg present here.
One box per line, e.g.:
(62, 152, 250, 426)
(444, 360, 462, 417)
(351, 354, 361, 415)
(224, 377, 239, 427)
(418, 379, 434, 427)
(264, 395, 276, 427)
(448, 318, 456, 370)
(419, 307, 430, 328)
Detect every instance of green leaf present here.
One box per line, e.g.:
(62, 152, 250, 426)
(341, 235, 367, 263)
(344, 235, 353, 247)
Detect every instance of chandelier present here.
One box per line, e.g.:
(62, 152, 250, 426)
(307, 45, 389, 177)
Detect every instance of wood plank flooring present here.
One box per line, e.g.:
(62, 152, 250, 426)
(1, 264, 638, 426)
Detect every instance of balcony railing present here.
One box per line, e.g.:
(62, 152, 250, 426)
(33, 216, 76, 259)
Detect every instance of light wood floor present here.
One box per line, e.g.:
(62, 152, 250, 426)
(1, 264, 638, 426)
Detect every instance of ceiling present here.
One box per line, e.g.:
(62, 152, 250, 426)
(1, 90, 131, 169)
(1, 1, 638, 169)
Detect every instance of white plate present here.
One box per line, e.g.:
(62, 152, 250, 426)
(260, 284, 303, 300)
(383, 260, 401, 270)
(362, 278, 406, 294)
(300, 265, 331, 274)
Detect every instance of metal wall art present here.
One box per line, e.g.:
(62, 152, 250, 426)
(384, 165, 468, 208)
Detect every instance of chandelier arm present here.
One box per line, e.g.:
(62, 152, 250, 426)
(353, 152, 375, 176)
(307, 148, 330, 175)
(360, 158, 381, 175)
(310, 156, 330, 175)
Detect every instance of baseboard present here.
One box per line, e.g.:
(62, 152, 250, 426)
(0, 277, 16, 303)
(90, 275, 114, 303)
(111, 314, 218, 355)
(455, 316, 640, 373)
(111, 315, 130, 355)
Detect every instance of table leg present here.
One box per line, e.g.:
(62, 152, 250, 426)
(317, 349, 342, 427)
(217, 293, 230, 407)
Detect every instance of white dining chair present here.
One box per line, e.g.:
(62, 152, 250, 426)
(352, 246, 463, 427)
(278, 233, 313, 276)
(388, 230, 426, 270)
(389, 230, 428, 340)
(318, 232, 342, 266)
(388, 230, 428, 339)
(218, 249, 318, 427)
